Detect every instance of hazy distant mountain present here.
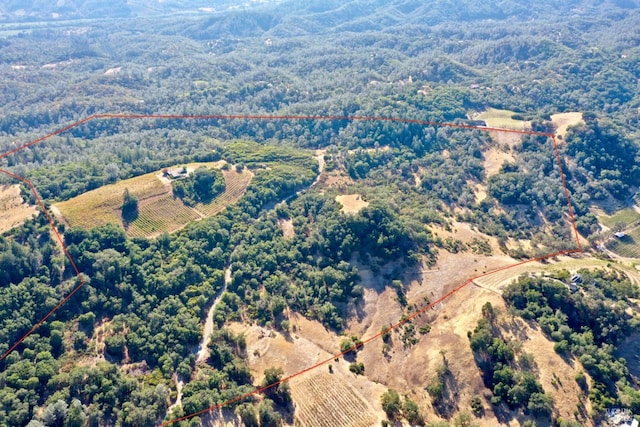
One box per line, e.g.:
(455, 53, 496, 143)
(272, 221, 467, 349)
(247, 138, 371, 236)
(0, 0, 283, 23)
(173, 0, 639, 39)
(1, 0, 636, 24)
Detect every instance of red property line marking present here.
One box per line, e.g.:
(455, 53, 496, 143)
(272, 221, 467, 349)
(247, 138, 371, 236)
(551, 135, 583, 251)
(0, 114, 582, 425)
(161, 248, 580, 426)
(0, 114, 553, 162)
(0, 169, 86, 363)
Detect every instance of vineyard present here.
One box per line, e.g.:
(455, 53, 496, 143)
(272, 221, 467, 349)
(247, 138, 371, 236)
(607, 225, 640, 258)
(599, 208, 640, 229)
(54, 172, 167, 230)
(290, 371, 378, 427)
(125, 195, 201, 238)
(54, 163, 254, 238)
(195, 169, 253, 217)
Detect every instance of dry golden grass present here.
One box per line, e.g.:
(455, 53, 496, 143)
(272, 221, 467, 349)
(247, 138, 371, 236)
(483, 146, 515, 176)
(54, 163, 252, 238)
(472, 255, 640, 292)
(551, 112, 583, 138)
(336, 194, 369, 214)
(278, 218, 295, 239)
(476, 108, 525, 130)
(0, 184, 38, 233)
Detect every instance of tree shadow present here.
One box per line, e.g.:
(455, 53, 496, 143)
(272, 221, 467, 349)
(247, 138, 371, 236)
(498, 316, 534, 343)
(432, 361, 460, 419)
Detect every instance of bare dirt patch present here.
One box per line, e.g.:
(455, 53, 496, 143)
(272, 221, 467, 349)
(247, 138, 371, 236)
(229, 320, 337, 379)
(551, 112, 583, 138)
(319, 170, 356, 190)
(278, 218, 295, 239)
(489, 129, 523, 148)
(472, 182, 488, 202)
(336, 194, 369, 214)
(104, 67, 122, 76)
(0, 184, 38, 233)
(431, 221, 504, 255)
(483, 146, 515, 177)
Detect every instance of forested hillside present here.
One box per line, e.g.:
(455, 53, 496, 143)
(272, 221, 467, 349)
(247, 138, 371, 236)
(0, 0, 639, 426)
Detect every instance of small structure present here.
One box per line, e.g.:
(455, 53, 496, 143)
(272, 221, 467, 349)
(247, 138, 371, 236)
(163, 168, 188, 180)
(614, 232, 627, 238)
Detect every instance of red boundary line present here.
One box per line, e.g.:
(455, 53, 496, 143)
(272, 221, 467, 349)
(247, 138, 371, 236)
(0, 114, 582, 425)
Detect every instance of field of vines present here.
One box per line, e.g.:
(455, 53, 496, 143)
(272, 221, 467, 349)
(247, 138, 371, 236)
(599, 208, 640, 229)
(607, 226, 640, 258)
(195, 169, 253, 217)
(291, 371, 378, 427)
(55, 172, 168, 229)
(126, 195, 201, 238)
(55, 164, 253, 237)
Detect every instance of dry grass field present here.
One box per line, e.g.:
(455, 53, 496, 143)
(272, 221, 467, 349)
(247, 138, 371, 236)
(54, 162, 253, 238)
(0, 184, 38, 233)
(335, 194, 369, 214)
(476, 108, 526, 130)
(551, 112, 583, 138)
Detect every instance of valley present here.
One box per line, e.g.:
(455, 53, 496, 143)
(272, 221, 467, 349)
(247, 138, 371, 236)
(0, 1, 639, 426)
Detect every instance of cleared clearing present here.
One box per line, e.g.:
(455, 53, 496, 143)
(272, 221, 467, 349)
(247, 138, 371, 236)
(0, 184, 37, 233)
(431, 220, 503, 254)
(54, 162, 252, 238)
(336, 194, 369, 214)
(551, 112, 583, 138)
(483, 146, 515, 176)
(476, 108, 525, 130)
(278, 218, 295, 239)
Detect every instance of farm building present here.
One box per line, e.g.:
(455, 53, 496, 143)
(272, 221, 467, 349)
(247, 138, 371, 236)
(466, 120, 488, 127)
(163, 168, 188, 180)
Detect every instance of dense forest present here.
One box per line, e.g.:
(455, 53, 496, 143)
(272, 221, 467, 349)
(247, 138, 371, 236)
(0, 0, 639, 426)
